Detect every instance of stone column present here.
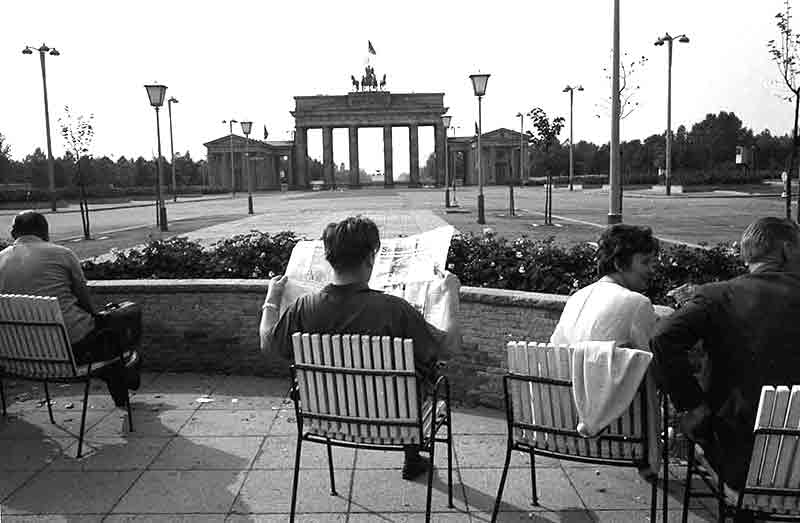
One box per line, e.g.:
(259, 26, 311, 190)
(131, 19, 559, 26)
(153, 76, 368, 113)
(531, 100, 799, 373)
(383, 126, 393, 187)
(434, 122, 445, 186)
(287, 151, 294, 188)
(294, 127, 307, 188)
(221, 151, 229, 189)
(322, 127, 334, 188)
(349, 126, 360, 187)
(408, 124, 419, 187)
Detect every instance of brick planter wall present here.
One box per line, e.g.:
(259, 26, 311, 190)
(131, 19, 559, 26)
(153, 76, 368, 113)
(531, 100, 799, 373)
(89, 280, 672, 409)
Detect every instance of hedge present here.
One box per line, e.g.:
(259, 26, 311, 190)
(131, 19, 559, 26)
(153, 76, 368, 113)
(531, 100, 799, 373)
(56, 231, 745, 308)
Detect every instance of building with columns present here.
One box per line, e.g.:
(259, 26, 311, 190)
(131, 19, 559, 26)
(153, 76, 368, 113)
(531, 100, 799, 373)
(447, 128, 528, 186)
(204, 135, 293, 191)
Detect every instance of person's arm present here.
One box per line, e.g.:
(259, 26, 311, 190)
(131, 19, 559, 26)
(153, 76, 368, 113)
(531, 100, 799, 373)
(630, 297, 658, 351)
(67, 250, 95, 315)
(650, 290, 716, 411)
(258, 275, 288, 356)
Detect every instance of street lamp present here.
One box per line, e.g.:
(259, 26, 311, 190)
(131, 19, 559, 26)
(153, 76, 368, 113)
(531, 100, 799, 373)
(655, 32, 689, 196)
(240, 121, 254, 214)
(563, 85, 584, 191)
(608, 0, 622, 224)
(222, 119, 238, 197)
(22, 43, 60, 212)
(469, 72, 490, 224)
(144, 83, 168, 232)
(442, 114, 452, 208)
(167, 97, 179, 202)
(514, 112, 526, 216)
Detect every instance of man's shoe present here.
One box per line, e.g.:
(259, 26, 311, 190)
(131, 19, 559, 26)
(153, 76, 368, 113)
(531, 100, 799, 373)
(402, 454, 431, 481)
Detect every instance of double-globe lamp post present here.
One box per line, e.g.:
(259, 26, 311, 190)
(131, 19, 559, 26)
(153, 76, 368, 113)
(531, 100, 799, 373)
(222, 119, 238, 197)
(655, 33, 689, 196)
(469, 73, 490, 225)
(144, 84, 169, 232)
(22, 44, 60, 212)
(441, 114, 452, 208)
(563, 85, 584, 191)
(167, 96, 179, 202)
(240, 121, 254, 215)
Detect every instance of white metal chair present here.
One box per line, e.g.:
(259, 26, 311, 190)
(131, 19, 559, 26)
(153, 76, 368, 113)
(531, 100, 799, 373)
(682, 385, 800, 522)
(492, 341, 669, 522)
(288, 332, 453, 522)
(0, 294, 134, 457)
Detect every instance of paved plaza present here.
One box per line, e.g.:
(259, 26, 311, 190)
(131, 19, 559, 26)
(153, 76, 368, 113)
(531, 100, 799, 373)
(0, 373, 719, 522)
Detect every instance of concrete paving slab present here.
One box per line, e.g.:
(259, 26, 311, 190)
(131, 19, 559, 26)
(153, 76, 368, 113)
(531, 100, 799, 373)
(451, 407, 507, 435)
(0, 470, 37, 500)
(586, 509, 715, 522)
(251, 435, 356, 469)
(113, 470, 247, 514)
(46, 436, 169, 471)
(348, 468, 468, 514)
(0, 409, 110, 440)
(0, 516, 104, 522)
(461, 467, 584, 513)
(233, 469, 351, 514)
(453, 435, 560, 469)
(88, 408, 194, 437)
(106, 516, 225, 523)
(348, 513, 468, 522)
(564, 467, 688, 510)
(470, 510, 594, 522)
(226, 515, 345, 522)
(150, 436, 263, 470)
(178, 410, 275, 437)
(267, 409, 301, 435)
(2, 470, 139, 514)
(0, 437, 77, 471)
(196, 376, 290, 411)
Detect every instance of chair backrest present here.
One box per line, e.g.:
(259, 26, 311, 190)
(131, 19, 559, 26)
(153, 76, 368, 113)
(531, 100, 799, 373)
(290, 333, 421, 445)
(0, 294, 77, 379)
(505, 341, 648, 463)
(740, 385, 800, 514)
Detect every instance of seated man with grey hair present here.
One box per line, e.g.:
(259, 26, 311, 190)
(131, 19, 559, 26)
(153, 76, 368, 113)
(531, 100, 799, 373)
(652, 217, 800, 498)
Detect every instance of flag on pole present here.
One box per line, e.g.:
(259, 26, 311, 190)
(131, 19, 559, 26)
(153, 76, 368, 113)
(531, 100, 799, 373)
(368, 40, 376, 55)
(263, 126, 269, 140)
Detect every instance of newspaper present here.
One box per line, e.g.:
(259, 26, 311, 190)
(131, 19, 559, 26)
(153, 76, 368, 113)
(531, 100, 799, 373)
(280, 225, 456, 330)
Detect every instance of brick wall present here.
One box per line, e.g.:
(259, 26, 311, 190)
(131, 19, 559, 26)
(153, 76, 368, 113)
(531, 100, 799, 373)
(89, 280, 672, 409)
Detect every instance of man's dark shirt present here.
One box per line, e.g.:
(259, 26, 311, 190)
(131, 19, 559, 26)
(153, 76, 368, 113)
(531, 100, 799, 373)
(268, 282, 445, 383)
(651, 269, 800, 489)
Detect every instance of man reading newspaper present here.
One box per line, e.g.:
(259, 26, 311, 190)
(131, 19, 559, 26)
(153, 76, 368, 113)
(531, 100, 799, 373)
(259, 216, 461, 480)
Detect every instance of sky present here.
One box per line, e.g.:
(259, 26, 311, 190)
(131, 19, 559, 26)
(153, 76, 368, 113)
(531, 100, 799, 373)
(2, 0, 797, 174)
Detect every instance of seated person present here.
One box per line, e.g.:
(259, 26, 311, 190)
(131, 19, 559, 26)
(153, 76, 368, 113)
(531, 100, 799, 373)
(551, 224, 659, 348)
(0, 211, 141, 406)
(259, 216, 460, 480)
(652, 217, 800, 500)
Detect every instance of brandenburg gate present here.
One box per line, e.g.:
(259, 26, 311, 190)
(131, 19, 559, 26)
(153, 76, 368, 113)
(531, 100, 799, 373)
(290, 90, 448, 188)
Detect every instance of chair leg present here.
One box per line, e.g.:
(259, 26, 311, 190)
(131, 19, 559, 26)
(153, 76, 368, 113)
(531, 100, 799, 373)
(491, 444, 514, 523)
(663, 394, 669, 523)
(650, 469, 658, 523)
(529, 450, 539, 506)
(326, 438, 337, 496)
(446, 402, 454, 508)
(43, 381, 55, 424)
(425, 436, 436, 523)
(76, 379, 91, 458)
(0, 375, 6, 416)
(289, 435, 303, 523)
(682, 445, 695, 523)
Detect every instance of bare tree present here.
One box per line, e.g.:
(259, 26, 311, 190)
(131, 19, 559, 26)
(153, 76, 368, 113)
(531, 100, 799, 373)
(768, 0, 800, 221)
(59, 106, 95, 239)
(595, 52, 648, 121)
(527, 108, 565, 225)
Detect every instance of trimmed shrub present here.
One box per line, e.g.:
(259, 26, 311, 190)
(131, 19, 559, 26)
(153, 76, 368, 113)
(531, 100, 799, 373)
(79, 231, 748, 307)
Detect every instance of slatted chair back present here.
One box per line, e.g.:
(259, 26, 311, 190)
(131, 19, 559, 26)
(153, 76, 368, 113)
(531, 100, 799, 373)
(505, 341, 647, 463)
(738, 385, 800, 516)
(290, 333, 421, 445)
(0, 294, 76, 379)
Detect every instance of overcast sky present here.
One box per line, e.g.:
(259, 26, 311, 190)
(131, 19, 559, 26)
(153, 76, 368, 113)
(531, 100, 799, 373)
(2, 0, 796, 173)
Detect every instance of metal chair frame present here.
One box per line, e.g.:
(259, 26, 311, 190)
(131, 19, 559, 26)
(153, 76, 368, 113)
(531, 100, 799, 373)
(492, 371, 670, 523)
(288, 340, 453, 523)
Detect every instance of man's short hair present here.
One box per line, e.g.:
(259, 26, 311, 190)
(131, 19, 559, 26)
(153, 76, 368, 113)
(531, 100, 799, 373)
(11, 211, 49, 240)
(740, 217, 800, 264)
(323, 216, 380, 272)
(596, 224, 659, 276)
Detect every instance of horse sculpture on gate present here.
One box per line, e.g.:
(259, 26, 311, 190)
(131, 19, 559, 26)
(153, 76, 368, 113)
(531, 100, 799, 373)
(351, 65, 386, 92)
(379, 74, 386, 91)
(351, 75, 360, 91)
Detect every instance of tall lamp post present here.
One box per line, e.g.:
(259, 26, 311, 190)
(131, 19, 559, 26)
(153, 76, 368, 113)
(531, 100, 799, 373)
(514, 112, 526, 216)
(563, 85, 584, 191)
(222, 119, 238, 197)
(144, 84, 168, 232)
(240, 121, 254, 214)
(470, 73, 490, 225)
(608, 0, 622, 224)
(450, 125, 460, 206)
(442, 114, 452, 208)
(22, 44, 60, 212)
(167, 96, 179, 202)
(655, 33, 689, 196)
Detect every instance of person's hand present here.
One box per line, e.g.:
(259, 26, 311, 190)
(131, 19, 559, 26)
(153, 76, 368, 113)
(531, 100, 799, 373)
(265, 274, 288, 307)
(441, 270, 461, 293)
(679, 403, 712, 442)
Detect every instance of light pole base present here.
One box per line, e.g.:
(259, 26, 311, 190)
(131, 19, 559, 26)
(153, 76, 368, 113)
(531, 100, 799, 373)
(160, 206, 169, 232)
(607, 213, 622, 225)
(248, 195, 254, 215)
(445, 188, 451, 208)
(477, 194, 486, 224)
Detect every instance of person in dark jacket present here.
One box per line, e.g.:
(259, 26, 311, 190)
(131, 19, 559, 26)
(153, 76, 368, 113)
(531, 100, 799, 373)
(652, 217, 800, 494)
